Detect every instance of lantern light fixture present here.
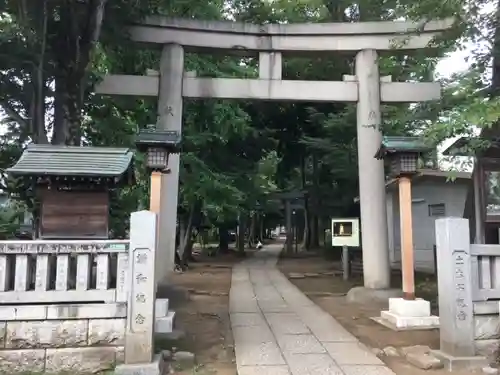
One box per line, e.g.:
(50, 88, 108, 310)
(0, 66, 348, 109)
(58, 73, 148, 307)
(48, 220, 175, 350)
(135, 125, 181, 173)
(375, 136, 432, 177)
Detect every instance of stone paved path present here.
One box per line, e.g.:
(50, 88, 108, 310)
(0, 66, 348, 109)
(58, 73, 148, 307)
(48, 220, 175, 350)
(230, 243, 396, 375)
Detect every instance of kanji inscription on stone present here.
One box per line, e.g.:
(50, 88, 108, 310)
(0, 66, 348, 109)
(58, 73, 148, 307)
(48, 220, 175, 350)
(130, 247, 154, 333)
(452, 250, 470, 326)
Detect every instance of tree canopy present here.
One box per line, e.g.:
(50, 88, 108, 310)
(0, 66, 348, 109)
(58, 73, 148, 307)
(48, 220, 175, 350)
(0, 0, 498, 250)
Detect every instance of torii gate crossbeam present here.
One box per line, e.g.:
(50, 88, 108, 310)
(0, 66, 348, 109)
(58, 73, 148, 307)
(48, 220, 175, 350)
(95, 17, 453, 290)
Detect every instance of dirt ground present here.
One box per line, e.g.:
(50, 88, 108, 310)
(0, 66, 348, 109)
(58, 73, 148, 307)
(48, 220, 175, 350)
(156, 249, 245, 375)
(278, 254, 479, 375)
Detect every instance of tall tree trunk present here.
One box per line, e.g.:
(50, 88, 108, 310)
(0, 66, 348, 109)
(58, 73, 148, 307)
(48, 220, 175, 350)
(180, 202, 198, 265)
(218, 225, 230, 254)
(51, 0, 107, 145)
(310, 153, 320, 248)
(52, 70, 84, 145)
(237, 213, 246, 254)
(491, 0, 500, 96)
(259, 214, 264, 240)
(248, 212, 256, 248)
(300, 155, 310, 249)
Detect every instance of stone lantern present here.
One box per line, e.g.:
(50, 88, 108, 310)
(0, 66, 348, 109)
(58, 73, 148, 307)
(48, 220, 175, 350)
(373, 136, 439, 331)
(135, 126, 181, 173)
(135, 126, 181, 213)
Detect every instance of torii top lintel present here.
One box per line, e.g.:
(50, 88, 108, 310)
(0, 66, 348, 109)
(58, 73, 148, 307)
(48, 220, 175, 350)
(130, 17, 454, 53)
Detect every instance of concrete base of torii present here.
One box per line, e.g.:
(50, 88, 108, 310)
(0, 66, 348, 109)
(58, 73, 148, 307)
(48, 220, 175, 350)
(347, 288, 439, 331)
(374, 298, 440, 331)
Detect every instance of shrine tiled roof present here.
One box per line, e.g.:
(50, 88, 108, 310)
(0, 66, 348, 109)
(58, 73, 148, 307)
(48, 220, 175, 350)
(7, 144, 134, 177)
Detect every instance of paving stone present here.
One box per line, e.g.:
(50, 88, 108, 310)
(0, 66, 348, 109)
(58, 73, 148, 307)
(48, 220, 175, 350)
(265, 313, 310, 335)
(399, 344, 443, 369)
(231, 312, 267, 327)
(256, 291, 284, 303)
(233, 325, 274, 344)
(238, 365, 291, 375)
(229, 300, 259, 313)
(399, 345, 430, 356)
(324, 342, 384, 365)
(235, 341, 286, 366)
(280, 292, 314, 307)
(405, 350, 443, 370)
(259, 301, 291, 313)
(340, 365, 397, 375)
(306, 319, 357, 343)
(382, 346, 399, 357)
(277, 334, 326, 354)
(286, 353, 344, 375)
(229, 244, 396, 375)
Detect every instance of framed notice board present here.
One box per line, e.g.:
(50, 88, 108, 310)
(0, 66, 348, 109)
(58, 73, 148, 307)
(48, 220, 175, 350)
(331, 218, 360, 247)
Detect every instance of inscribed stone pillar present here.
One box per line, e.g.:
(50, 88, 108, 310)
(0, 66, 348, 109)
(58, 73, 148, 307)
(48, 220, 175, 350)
(435, 218, 475, 357)
(156, 44, 184, 283)
(125, 210, 157, 364)
(355, 49, 390, 289)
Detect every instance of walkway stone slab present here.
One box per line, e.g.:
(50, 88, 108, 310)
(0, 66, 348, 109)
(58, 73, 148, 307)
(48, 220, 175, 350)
(286, 353, 344, 375)
(340, 365, 396, 375)
(324, 342, 384, 365)
(229, 244, 396, 375)
(231, 313, 267, 327)
(232, 326, 274, 343)
(277, 334, 326, 354)
(235, 341, 286, 366)
(265, 313, 311, 335)
(238, 365, 291, 375)
(258, 302, 291, 313)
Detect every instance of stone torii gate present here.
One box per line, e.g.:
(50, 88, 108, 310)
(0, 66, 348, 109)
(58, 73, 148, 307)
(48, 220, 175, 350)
(96, 17, 453, 290)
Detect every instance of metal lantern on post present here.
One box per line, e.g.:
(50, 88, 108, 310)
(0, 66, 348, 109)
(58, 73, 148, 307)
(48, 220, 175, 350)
(135, 126, 181, 173)
(374, 136, 431, 177)
(135, 126, 181, 213)
(375, 136, 432, 301)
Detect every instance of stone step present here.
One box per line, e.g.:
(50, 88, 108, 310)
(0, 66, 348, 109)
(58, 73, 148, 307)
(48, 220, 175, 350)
(155, 298, 169, 318)
(155, 311, 176, 334)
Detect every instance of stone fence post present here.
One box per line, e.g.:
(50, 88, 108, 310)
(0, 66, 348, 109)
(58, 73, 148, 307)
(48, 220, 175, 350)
(116, 210, 165, 375)
(434, 217, 477, 368)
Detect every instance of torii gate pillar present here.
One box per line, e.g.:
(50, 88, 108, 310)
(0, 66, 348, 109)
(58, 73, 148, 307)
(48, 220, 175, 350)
(355, 49, 390, 289)
(155, 44, 183, 283)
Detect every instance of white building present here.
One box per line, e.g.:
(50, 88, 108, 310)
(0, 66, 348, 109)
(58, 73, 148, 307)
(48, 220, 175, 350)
(386, 169, 471, 272)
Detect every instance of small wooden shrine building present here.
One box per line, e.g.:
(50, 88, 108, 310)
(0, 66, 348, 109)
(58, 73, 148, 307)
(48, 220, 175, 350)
(7, 145, 135, 239)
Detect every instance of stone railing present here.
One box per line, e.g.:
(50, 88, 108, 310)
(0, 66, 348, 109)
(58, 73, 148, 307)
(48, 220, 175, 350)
(0, 211, 167, 374)
(0, 239, 130, 304)
(434, 217, 500, 371)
